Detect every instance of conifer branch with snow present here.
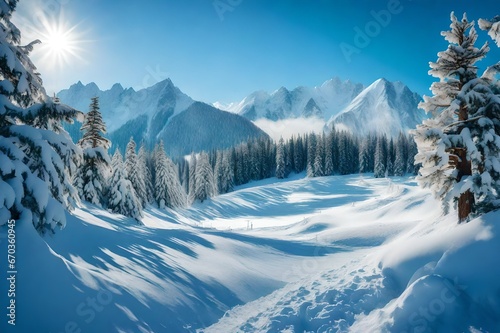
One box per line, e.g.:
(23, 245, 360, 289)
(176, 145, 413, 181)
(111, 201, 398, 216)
(0, 1, 83, 233)
(414, 12, 500, 221)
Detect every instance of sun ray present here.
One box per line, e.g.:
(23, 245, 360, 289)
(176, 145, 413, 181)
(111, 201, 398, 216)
(17, 10, 89, 70)
(38, 18, 86, 68)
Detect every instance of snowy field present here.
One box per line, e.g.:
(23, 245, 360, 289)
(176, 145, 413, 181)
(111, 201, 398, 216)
(1, 174, 500, 332)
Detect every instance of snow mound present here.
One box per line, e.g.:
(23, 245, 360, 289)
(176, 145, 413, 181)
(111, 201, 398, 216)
(203, 178, 500, 333)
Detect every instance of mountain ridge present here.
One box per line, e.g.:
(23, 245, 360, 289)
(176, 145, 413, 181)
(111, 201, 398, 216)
(57, 79, 268, 156)
(329, 78, 425, 137)
(215, 77, 426, 137)
(215, 77, 364, 121)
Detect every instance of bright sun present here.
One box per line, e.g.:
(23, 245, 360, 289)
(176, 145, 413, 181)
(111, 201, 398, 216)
(40, 21, 82, 67)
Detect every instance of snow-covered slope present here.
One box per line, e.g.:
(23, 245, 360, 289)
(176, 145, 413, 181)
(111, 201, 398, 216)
(203, 178, 500, 333)
(58, 80, 268, 156)
(328, 78, 426, 137)
(159, 102, 269, 157)
(2, 175, 499, 332)
(216, 77, 364, 121)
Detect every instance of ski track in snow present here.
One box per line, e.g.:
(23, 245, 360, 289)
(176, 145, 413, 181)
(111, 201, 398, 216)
(2, 174, 500, 333)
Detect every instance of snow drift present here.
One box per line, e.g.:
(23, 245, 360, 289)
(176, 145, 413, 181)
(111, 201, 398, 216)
(1, 175, 499, 332)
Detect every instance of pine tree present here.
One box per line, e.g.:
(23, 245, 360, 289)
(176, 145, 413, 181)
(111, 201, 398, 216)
(194, 152, 215, 203)
(368, 134, 377, 172)
(479, 16, 500, 47)
(394, 133, 407, 176)
(218, 150, 234, 194)
(107, 150, 142, 222)
(287, 137, 295, 174)
(294, 135, 305, 173)
(331, 129, 340, 174)
(125, 137, 147, 207)
(284, 140, 292, 177)
(224, 151, 235, 193)
(153, 142, 186, 209)
(324, 131, 334, 176)
(407, 137, 418, 175)
(306, 133, 317, 177)
(313, 134, 325, 177)
(241, 143, 250, 184)
(275, 137, 286, 179)
(359, 136, 371, 174)
(386, 138, 395, 176)
(338, 132, 351, 175)
(414, 12, 494, 221)
(74, 97, 111, 207)
(138, 144, 154, 204)
(374, 135, 387, 178)
(235, 147, 244, 186)
(188, 152, 197, 203)
(214, 150, 223, 194)
(0, 3, 83, 233)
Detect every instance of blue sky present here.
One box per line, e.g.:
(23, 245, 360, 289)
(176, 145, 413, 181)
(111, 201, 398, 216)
(13, 0, 500, 103)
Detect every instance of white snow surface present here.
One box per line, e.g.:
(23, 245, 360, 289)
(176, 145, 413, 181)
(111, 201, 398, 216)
(1, 174, 500, 332)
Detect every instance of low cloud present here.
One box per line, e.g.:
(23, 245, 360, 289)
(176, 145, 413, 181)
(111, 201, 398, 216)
(253, 117, 326, 141)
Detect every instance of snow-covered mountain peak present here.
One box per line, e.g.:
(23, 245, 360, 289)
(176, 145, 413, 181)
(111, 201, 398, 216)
(217, 77, 365, 121)
(58, 78, 267, 156)
(320, 76, 342, 88)
(273, 86, 290, 95)
(110, 82, 124, 92)
(72, 80, 85, 89)
(329, 79, 425, 137)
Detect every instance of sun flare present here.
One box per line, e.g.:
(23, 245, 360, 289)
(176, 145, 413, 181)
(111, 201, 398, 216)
(17, 11, 88, 70)
(39, 21, 82, 67)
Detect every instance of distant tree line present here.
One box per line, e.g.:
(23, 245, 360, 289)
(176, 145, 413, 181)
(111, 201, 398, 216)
(74, 96, 419, 221)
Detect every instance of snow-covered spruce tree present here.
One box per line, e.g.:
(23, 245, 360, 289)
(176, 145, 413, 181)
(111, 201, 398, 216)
(293, 135, 305, 173)
(220, 151, 234, 194)
(414, 12, 500, 221)
(306, 133, 316, 177)
(338, 132, 352, 175)
(275, 137, 286, 179)
(213, 150, 223, 194)
(180, 158, 189, 194)
(125, 137, 146, 207)
(406, 137, 418, 175)
(74, 97, 110, 207)
(138, 144, 154, 204)
(374, 135, 387, 178)
(394, 132, 407, 176)
(188, 152, 197, 203)
(287, 137, 295, 175)
(153, 142, 186, 209)
(314, 134, 324, 177)
(107, 150, 142, 222)
(359, 136, 371, 174)
(284, 140, 292, 177)
(194, 152, 215, 203)
(386, 138, 395, 176)
(249, 140, 261, 180)
(0, 2, 83, 233)
(324, 132, 334, 176)
(479, 16, 500, 47)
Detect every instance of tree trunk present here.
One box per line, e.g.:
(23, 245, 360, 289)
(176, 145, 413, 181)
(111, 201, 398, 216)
(455, 147, 474, 223)
(458, 190, 474, 222)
